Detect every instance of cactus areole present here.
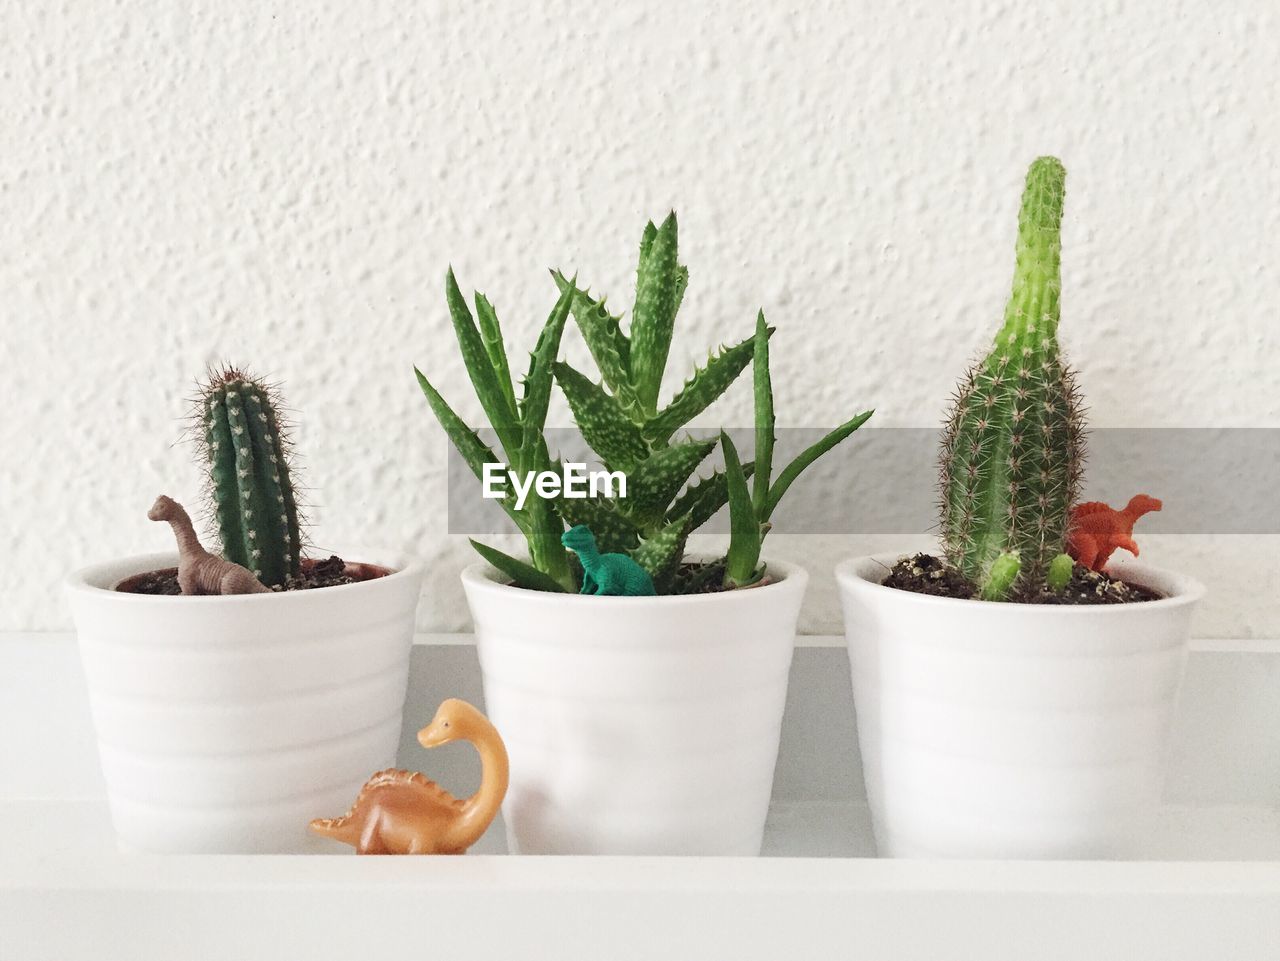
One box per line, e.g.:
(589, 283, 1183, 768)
(939, 157, 1085, 598)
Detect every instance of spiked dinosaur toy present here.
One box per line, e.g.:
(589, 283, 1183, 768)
(1067, 495, 1162, 572)
(309, 699, 508, 854)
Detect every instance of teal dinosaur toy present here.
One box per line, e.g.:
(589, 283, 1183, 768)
(561, 525, 657, 596)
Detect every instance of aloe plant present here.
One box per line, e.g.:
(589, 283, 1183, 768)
(550, 213, 763, 591)
(415, 270, 577, 592)
(721, 313, 874, 587)
(420, 213, 871, 595)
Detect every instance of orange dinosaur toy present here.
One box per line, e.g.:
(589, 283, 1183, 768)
(1067, 495, 1162, 572)
(309, 699, 508, 855)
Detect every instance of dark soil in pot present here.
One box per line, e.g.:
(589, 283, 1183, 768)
(494, 558, 780, 595)
(881, 553, 1162, 605)
(116, 556, 392, 595)
(669, 560, 779, 594)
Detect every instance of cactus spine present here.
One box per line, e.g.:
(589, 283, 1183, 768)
(939, 157, 1085, 597)
(199, 369, 302, 587)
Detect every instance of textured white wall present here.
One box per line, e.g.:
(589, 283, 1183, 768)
(4, 1, 1278, 635)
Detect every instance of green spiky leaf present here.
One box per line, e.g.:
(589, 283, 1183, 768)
(672, 265, 689, 323)
(421, 275, 575, 592)
(552, 360, 649, 473)
(445, 269, 520, 460)
(666, 461, 755, 530)
(638, 220, 657, 262)
(751, 311, 774, 514)
(629, 213, 683, 414)
(469, 539, 571, 593)
(557, 495, 640, 555)
(519, 278, 576, 468)
(474, 293, 518, 416)
(765, 409, 874, 520)
(629, 513, 691, 592)
(620, 438, 716, 527)
(722, 431, 763, 587)
(518, 281, 578, 590)
(414, 367, 527, 534)
(552, 271, 636, 410)
(643, 330, 763, 446)
(518, 441, 575, 591)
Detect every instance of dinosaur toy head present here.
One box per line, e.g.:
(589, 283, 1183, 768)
(560, 524, 597, 553)
(418, 698, 489, 749)
(147, 494, 180, 522)
(1125, 494, 1163, 518)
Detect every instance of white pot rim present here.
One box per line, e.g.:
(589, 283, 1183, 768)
(66, 548, 424, 605)
(836, 551, 1205, 616)
(462, 552, 807, 607)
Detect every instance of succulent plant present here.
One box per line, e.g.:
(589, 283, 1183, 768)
(720, 313, 873, 587)
(938, 156, 1085, 599)
(550, 213, 762, 591)
(415, 272, 578, 593)
(420, 212, 874, 595)
(196, 368, 303, 588)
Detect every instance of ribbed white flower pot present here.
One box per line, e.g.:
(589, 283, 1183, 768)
(836, 553, 1204, 859)
(66, 550, 424, 854)
(462, 558, 807, 856)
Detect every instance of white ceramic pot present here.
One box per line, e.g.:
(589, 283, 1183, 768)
(836, 553, 1204, 859)
(65, 550, 424, 853)
(462, 558, 807, 855)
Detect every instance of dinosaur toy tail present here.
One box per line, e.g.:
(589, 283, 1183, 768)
(310, 769, 425, 844)
(309, 815, 355, 840)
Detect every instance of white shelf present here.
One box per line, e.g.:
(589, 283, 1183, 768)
(3, 633, 1280, 960)
(5, 798, 1280, 961)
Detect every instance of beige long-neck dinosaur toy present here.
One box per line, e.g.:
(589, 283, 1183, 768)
(148, 494, 270, 595)
(310, 699, 509, 855)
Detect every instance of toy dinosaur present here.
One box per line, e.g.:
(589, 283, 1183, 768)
(1067, 494, 1162, 572)
(561, 524, 656, 596)
(309, 699, 508, 855)
(148, 495, 270, 595)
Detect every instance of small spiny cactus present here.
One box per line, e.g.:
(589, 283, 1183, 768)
(939, 157, 1085, 598)
(197, 367, 302, 587)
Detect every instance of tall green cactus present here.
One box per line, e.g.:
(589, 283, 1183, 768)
(551, 213, 761, 591)
(939, 157, 1085, 598)
(198, 368, 302, 587)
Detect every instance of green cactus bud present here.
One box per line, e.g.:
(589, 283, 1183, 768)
(1046, 552, 1075, 591)
(199, 368, 302, 587)
(980, 552, 1022, 601)
(939, 157, 1085, 598)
